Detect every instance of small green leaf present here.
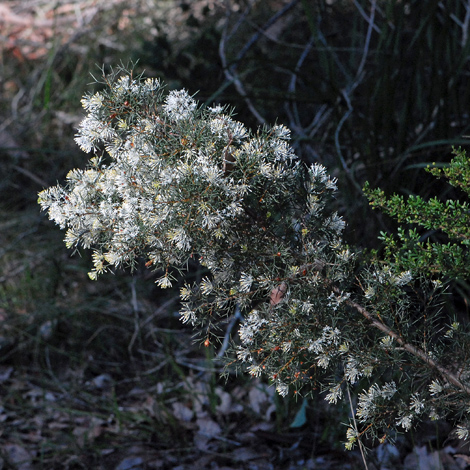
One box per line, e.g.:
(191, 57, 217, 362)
(290, 398, 308, 428)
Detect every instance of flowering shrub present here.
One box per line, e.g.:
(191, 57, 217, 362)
(38, 66, 470, 448)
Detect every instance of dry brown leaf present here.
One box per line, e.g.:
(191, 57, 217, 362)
(72, 416, 106, 447)
(270, 282, 287, 306)
(172, 401, 194, 422)
(454, 453, 470, 463)
(230, 446, 264, 462)
(215, 387, 243, 415)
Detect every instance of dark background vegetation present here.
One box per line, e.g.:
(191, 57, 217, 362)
(1, 0, 470, 468)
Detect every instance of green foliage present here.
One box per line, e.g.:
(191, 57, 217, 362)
(364, 147, 470, 279)
(38, 66, 470, 451)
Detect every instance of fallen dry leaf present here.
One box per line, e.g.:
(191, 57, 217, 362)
(172, 401, 194, 422)
(270, 282, 287, 306)
(2, 443, 34, 470)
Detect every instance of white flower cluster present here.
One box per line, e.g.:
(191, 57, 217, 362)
(327, 291, 351, 311)
(392, 393, 426, 432)
(456, 424, 470, 440)
(307, 326, 341, 354)
(362, 266, 413, 300)
(345, 426, 359, 450)
(429, 379, 444, 396)
(356, 382, 397, 422)
(376, 266, 413, 287)
(39, 72, 317, 284)
(325, 383, 343, 404)
(238, 310, 267, 345)
(162, 89, 196, 122)
(344, 355, 363, 384)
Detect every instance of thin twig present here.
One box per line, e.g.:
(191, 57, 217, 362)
(347, 385, 369, 470)
(217, 305, 243, 358)
(354, 0, 376, 85)
(352, 0, 381, 34)
(463, 0, 470, 46)
(285, 36, 315, 135)
(233, 0, 301, 66)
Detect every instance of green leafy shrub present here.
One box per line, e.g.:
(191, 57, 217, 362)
(364, 147, 470, 279)
(38, 66, 470, 449)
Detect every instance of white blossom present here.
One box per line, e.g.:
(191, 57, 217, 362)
(456, 425, 470, 440)
(344, 356, 362, 384)
(345, 426, 358, 450)
(239, 272, 253, 293)
(180, 305, 196, 325)
(208, 104, 224, 114)
(364, 286, 375, 299)
(276, 382, 289, 397)
(162, 89, 196, 122)
(324, 213, 345, 234)
(282, 341, 292, 353)
(317, 354, 330, 368)
(156, 274, 173, 289)
(91, 251, 105, 273)
(239, 310, 267, 345)
(199, 278, 213, 295)
(445, 321, 460, 338)
(271, 124, 291, 140)
(229, 121, 248, 141)
(325, 384, 343, 404)
(307, 338, 324, 354)
(429, 380, 443, 396)
(81, 92, 104, 111)
(248, 364, 262, 377)
(391, 270, 413, 286)
(410, 393, 424, 413)
(180, 285, 191, 301)
(396, 414, 413, 431)
(337, 248, 353, 262)
(429, 408, 440, 421)
(356, 382, 397, 422)
(380, 336, 394, 349)
(103, 251, 121, 265)
(236, 347, 251, 363)
(167, 228, 192, 251)
(327, 291, 350, 310)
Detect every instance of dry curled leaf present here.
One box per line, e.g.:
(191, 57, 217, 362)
(270, 282, 287, 306)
